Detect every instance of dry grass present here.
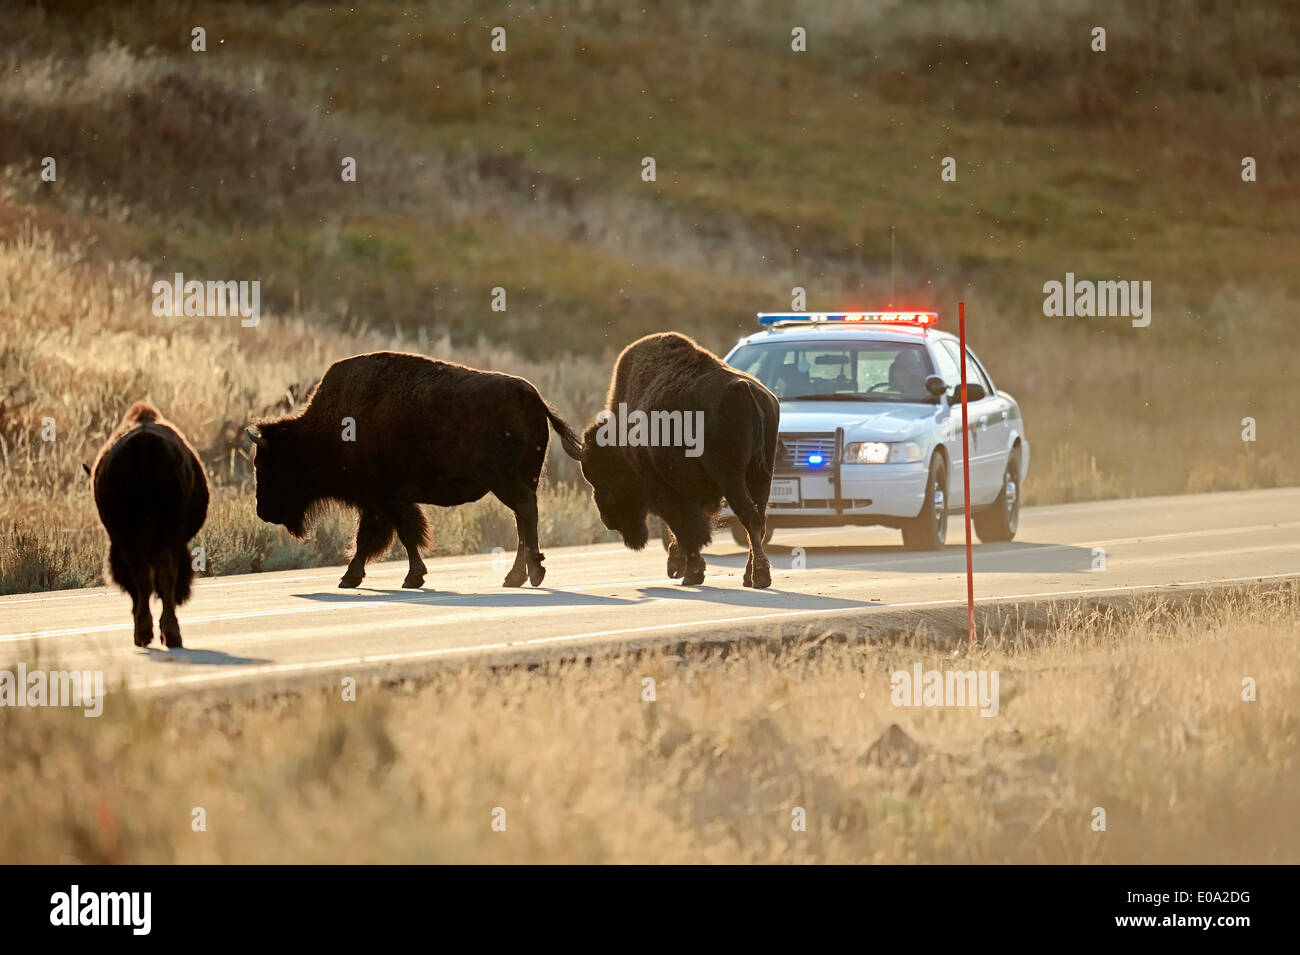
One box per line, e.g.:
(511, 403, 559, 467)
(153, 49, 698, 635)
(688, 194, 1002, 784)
(3, 220, 1296, 591)
(0, 224, 612, 593)
(3, 2, 1300, 593)
(2, 584, 1296, 863)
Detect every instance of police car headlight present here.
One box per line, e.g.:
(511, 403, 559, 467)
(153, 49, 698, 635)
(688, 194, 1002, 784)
(844, 440, 923, 464)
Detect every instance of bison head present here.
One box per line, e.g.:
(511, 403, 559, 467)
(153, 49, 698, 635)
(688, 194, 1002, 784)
(580, 423, 650, 550)
(246, 423, 312, 538)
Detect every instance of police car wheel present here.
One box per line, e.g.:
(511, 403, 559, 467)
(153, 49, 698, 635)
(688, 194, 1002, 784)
(974, 448, 1021, 543)
(901, 454, 948, 550)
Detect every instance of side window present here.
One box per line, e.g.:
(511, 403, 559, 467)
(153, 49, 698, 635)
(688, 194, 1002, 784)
(931, 343, 962, 391)
(941, 341, 991, 395)
(966, 348, 997, 394)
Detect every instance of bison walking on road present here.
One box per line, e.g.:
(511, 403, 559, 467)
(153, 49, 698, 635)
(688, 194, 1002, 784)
(247, 351, 583, 590)
(580, 333, 780, 588)
(86, 402, 209, 648)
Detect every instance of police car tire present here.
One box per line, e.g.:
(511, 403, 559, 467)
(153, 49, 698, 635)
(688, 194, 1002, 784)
(974, 448, 1021, 543)
(901, 454, 948, 550)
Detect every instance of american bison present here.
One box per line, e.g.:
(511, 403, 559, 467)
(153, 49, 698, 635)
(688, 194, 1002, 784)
(86, 402, 209, 648)
(247, 351, 583, 589)
(580, 333, 780, 587)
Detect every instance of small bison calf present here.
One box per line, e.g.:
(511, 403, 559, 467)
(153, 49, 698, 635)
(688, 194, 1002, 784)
(86, 402, 209, 648)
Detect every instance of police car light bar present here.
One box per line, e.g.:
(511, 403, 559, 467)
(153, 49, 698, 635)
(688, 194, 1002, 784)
(756, 311, 939, 328)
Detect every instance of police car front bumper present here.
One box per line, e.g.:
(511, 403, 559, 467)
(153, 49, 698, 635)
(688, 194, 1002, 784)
(725, 461, 931, 523)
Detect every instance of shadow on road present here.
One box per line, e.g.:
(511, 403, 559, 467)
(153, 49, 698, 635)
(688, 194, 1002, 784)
(291, 588, 636, 607)
(143, 647, 271, 666)
(706, 540, 1096, 573)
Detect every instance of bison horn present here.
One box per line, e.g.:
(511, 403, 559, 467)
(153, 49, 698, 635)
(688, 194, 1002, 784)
(246, 428, 268, 448)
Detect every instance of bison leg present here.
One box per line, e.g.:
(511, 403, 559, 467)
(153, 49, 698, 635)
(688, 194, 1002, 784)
(155, 555, 183, 650)
(663, 526, 686, 579)
(503, 540, 530, 588)
(658, 505, 710, 586)
(682, 551, 707, 586)
(496, 484, 545, 588)
(127, 560, 155, 648)
(394, 503, 430, 589)
(726, 484, 772, 590)
(340, 508, 395, 588)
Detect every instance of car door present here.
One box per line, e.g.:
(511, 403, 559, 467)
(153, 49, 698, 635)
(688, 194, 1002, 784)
(928, 341, 968, 508)
(965, 346, 1013, 501)
(940, 340, 1004, 505)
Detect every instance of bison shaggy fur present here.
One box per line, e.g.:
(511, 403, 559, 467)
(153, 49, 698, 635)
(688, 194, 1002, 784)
(580, 333, 780, 587)
(247, 351, 583, 590)
(87, 401, 209, 648)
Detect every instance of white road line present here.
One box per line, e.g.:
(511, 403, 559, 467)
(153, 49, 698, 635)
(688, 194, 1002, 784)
(6, 522, 1298, 642)
(825, 521, 1300, 572)
(0, 548, 617, 605)
(0, 571, 745, 642)
(9, 511, 1293, 607)
(128, 571, 1300, 691)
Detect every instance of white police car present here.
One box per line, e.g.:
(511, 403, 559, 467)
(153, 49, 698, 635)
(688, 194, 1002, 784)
(722, 311, 1029, 549)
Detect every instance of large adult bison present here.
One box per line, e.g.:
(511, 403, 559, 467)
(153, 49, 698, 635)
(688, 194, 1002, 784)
(247, 351, 583, 589)
(580, 333, 779, 588)
(86, 402, 209, 648)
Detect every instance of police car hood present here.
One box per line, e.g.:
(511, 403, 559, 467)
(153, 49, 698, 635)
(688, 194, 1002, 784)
(777, 400, 939, 441)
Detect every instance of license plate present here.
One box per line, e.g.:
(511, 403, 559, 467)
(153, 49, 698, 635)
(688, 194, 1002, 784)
(770, 478, 801, 503)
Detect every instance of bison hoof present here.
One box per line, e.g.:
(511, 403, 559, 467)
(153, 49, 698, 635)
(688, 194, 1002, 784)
(338, 573, 364, 588)
(682, 557, 706, 586)
(133, 627, 154, 648)
(402, 573, 426, 589)
(666, 555, 686, 579)
(748, 562, 772, 590)
(502, 568, 528, 587)
(528, 563, 546, 588)
(162, 630, 183, 650)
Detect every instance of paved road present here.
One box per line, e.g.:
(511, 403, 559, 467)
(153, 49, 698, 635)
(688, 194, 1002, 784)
(2, 488, 1297, 695)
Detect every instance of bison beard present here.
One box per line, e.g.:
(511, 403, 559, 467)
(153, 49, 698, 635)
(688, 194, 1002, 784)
(87, 402, 210, 648)
(247, 351, 583, 590)
(581, 333, 779, 588)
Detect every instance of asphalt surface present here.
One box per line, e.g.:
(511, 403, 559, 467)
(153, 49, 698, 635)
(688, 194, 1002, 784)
(2, 487, 1297, 695)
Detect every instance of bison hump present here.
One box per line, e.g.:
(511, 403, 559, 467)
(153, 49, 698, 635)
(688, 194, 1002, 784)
(123, 401, 162, 425)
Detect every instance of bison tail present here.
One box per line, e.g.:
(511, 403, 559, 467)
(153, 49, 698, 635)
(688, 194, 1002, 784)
(746, 380, 779, 479)
(173, 547, 196, 605)
(545, 405, 584, 460)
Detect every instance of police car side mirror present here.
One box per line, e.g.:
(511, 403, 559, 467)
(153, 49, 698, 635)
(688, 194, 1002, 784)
(946, 381, 986, 402)
(925, 375, 946, 397)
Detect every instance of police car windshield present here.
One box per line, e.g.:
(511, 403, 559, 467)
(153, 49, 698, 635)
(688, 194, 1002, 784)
(728, 340, 936, 402)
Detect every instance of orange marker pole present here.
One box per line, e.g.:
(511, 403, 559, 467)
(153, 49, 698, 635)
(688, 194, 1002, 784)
(958, 301, 975, 651)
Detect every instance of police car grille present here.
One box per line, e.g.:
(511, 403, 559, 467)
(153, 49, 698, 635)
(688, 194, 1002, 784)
(779, 434, 838, 469)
